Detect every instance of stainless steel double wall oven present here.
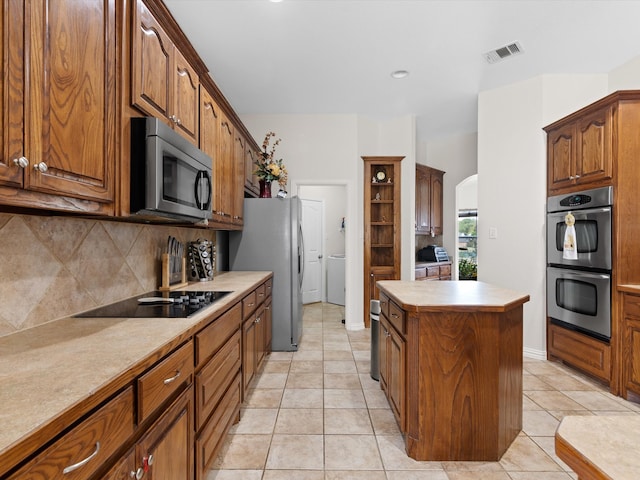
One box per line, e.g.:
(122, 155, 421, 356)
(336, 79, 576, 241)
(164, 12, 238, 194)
(546, 186, 613, 341)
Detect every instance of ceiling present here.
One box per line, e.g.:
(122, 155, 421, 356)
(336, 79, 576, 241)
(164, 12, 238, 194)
(164, 0, 640, 142)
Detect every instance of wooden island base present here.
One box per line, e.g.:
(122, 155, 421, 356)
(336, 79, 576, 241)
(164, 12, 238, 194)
(377, 280, 530, 461)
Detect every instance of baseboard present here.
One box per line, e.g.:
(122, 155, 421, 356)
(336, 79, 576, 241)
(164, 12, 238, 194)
(523, 346, 546, 360)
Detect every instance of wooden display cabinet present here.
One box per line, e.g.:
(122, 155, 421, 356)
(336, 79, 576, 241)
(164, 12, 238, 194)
(363, 156, 403, 327)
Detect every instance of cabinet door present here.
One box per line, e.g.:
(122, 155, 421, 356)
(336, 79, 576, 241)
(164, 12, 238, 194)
(232, 131, 246, 225)
(415, 166, 431, 234)
(255, 304, 266, 369)
(264, 296, 272, 356)
(212, 113, 234, 223)
(132, 0, 172, 120)
(172, 48, 199, 143)
(0, 0, 24, 188)
(101, 448, 136, 480)
(136, 386, 194, 480)
(245, 146, 259, 195)
(547, 123, 576, 192)
(388, 325, 406, 431)
(379, 316, 390, 392)
(430, 171, 444, 235)
(242, 314, 257, 395)
(575, 106, 613, 187)
(26, 0, 115, 203)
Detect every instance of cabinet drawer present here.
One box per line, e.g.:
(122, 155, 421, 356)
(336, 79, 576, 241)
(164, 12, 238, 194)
(195, 303, 242, 367)
(195, 330, 242, 430)
(415, 267, 427, 279)
(379, 292, 390, 319)
(548, 323, 610, 382)
(255, 282, 267, 305)
(242, 290, 258, 320)
(388, 300, 406, 335)
(265, 278, 273, 297)
(9, 387, 134, 480)
(426, 266, 440, 278)
(440, 264, 451, 276)
(195, 373, 241, 478)
(138, 341, 194, 421)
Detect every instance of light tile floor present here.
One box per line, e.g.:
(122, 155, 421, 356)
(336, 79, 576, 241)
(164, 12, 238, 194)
(208, 303, 640, 480)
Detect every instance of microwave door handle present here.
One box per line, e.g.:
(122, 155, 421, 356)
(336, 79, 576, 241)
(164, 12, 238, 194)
(194, 170, 212, 210)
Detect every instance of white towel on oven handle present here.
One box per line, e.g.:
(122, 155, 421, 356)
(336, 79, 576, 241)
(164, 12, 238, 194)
(563, 212, 578, 260)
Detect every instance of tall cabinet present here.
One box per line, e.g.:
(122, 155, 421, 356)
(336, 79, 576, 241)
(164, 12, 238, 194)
(363, 156, 403, 327)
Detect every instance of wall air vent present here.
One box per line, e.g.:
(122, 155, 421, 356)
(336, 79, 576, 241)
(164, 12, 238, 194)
(484, 41, 524, 64)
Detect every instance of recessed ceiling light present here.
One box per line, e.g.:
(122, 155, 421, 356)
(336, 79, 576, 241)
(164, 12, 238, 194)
(391, 70, 409, 79)
(270, 0, 283, 3)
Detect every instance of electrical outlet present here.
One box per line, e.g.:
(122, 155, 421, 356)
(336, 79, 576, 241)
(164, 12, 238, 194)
(489, 227, 498, 239)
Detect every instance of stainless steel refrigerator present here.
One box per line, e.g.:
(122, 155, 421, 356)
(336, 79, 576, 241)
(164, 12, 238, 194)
(229, 197, 304, 351)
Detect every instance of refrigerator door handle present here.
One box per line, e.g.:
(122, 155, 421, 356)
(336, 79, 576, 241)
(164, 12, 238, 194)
(298, 223, 305, 288)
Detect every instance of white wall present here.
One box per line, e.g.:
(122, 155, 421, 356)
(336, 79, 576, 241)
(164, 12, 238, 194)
(477, 74, 608, 358)
(240, 114, 415, 330)
(419, 132, 478, 259)
(609, 55, 640, 91)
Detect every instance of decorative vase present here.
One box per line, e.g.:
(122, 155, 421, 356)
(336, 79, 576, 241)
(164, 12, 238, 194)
(259, 179, 272, 198)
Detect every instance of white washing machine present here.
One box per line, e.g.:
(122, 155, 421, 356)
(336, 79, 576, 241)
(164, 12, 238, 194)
(327, 254, 345, 306)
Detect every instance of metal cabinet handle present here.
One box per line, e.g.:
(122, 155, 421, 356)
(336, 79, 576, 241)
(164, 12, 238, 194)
(255, 316, 261, 324)
(13, 156, 28, 168)
(163, 370, 181, 385)
(62, 442, 100, 474)
(575, 174, 581, 179)
(33, 161, 48, 173)
(391, 313, 399, 319)
(131, 467, 144, 479)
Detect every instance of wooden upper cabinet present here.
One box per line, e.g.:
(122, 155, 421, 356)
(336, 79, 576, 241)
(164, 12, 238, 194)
(0, 0, 24, 189)
(415, 164, 444, 236)
(575, 106, 613, 185)
(199, 88, 220, 165)
(231, 131, 245, 225)
(245, 146, 259, 196)
(132, 0, 199, 144)
(172, 48, 199, 142)
(545, 103, 613, 195)
(0, 0, 116, 212)
(211, 112, 235, 224)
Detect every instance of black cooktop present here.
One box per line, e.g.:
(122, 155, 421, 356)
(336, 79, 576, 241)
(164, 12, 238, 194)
(74, 290, 232, 319)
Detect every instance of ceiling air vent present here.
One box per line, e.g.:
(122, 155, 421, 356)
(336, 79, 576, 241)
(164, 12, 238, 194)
(484, 41, 524, 64)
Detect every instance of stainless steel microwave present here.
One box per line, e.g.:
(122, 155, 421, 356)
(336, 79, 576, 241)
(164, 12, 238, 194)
(130, 117, 212, 223)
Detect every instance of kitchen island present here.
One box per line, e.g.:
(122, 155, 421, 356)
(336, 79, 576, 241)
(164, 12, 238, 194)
(377, 280, 529, 461)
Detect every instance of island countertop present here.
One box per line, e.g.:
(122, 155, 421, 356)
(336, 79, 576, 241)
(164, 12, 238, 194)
(555, 415, 640, 479)
(377, 280, 530, 313)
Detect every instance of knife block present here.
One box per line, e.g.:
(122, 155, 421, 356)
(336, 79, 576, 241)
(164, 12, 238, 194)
(159, 253, 188, 291)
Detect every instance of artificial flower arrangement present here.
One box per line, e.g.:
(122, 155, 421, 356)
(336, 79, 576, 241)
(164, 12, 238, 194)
(255, 131, 288, 188)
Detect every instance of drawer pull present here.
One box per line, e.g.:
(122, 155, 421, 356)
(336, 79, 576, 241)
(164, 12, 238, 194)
(391, 313, 399, 319)
(62, 441, 100, 474)
(163, 370, 181, 385)
(132, 467, 144, 479)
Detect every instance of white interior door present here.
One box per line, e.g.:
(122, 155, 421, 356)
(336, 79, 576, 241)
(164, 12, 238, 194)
(301, 198, 323, 304)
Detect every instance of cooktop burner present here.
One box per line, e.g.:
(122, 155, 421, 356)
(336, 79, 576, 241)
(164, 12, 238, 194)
(74, 290, 232, 318)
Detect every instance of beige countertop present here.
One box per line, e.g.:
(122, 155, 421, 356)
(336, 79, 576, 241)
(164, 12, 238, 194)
(555, 415, 640, 479)
(0, 271, 271, 469)
(377, 280, 529, 313)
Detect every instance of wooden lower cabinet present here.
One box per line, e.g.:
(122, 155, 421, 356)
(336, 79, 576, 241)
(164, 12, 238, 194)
(195, 374, 241, 480)
(547, 321, 611, 383)
(623, 293, 640, 400)
(8, 387, 134, 480)
(135, 385, 194, 480)
(3, 280, 273, 480)
(379, 314, 406, 432)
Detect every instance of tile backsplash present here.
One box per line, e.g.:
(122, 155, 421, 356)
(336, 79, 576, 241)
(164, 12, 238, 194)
(0, 213, 216, 337)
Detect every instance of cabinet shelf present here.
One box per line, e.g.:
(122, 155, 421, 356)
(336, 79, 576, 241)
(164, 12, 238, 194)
(363, 156, 403, 327)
